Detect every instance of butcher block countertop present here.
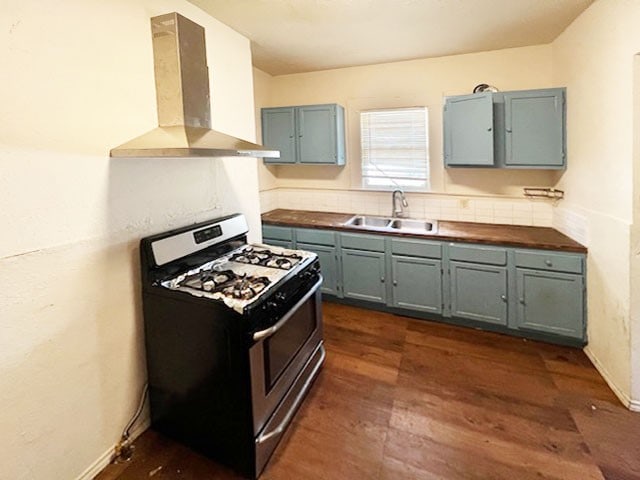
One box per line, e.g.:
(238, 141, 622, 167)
(261, 209, 587, 253)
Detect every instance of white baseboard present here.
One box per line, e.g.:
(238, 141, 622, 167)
(583, 346, 632, 408)
(75, 419, 150, 480)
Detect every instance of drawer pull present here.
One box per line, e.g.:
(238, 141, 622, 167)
(545, 260, 553, 267)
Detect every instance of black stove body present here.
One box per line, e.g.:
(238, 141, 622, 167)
(140, 214, 324, 478)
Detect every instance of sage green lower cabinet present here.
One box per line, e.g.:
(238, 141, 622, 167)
(260, 222, 587, 345)
(262, 225, 294, 249)
(450, 262, 508, 326)
(391, 255, 442, 314)
(341, 248, 386, 304)
(516, 268, 584, 339)
(262, 238, 293, 249)
(297, 242, 339, 296)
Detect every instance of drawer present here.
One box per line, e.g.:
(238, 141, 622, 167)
(262, 239, 293, 250)
(296, 228, 335, 246)
(262, 225, 293, 241)
(391, 238, 441, 259)
(340, 232, 385, 252)
(515, 250, 583, 274)
(448, 243, 507, 266)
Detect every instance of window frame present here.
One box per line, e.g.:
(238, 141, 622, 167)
(359, 106, 430, 192)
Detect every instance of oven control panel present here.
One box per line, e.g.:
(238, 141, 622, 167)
(194, 225, 222, 244)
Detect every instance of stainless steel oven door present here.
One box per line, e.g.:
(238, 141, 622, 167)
(249, 275, 324, 436)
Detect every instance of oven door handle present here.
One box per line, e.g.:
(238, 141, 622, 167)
(256, 343, 326, 445)
(252, 275, 323, 342)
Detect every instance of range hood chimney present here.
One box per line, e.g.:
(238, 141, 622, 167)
(110, 12, 280, 159)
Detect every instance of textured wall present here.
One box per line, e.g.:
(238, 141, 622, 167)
(0, 1, 261, 478)
(254, 67, 279, 193)
(551, 0, 640, 407)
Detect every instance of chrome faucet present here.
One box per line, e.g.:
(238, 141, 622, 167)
(392, 190, 408, 217)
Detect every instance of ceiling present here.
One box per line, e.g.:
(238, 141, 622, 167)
(189, 0, 593, 76)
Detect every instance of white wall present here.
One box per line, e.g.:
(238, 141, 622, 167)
(551, 0, 640, 407)
(254, 67, 278, 192)
(0, 1, 261, 478)
(632, 54, 640, 409)
(256, 45, 560, 196)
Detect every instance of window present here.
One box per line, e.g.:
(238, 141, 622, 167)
(360, 107, 429, 190)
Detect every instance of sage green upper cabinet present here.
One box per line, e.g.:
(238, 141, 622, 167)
(504, 89, 566, 168)
(443, 87, 566, 170)
(261, 104, 345, 165)
(261, 107, 296, 164)
(444, 92, 494, 167)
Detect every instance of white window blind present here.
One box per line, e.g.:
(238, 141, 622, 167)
(360, 107, 429, 190)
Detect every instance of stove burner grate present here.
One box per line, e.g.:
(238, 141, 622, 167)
(230, 246, 302, 270)
(180, 269, 270, 300)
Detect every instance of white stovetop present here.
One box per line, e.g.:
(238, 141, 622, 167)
(160, 243, 316, 314)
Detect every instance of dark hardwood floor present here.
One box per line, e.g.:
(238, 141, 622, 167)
(95, 302, 640, 480)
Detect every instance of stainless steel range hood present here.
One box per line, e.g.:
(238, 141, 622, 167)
(110, 12, 279, 159)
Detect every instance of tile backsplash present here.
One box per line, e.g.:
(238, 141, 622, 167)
(259, 188, 554, 227)
(552, 205, 589, 246)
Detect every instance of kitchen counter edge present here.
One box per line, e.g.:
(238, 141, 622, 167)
(261, 209, 587, 254)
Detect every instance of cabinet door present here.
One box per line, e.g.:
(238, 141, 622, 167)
(297, 242, 339, 296)
(504, 89, 565, 168)
(262, 107, 297, 164)
(516, 269, 584, 339)
(450, 262, 508, 325)
(391, 256, 442, 314)
(341, 249, 386, 304)
(444, 92, 494, 166)
(297, 105, 338, 164)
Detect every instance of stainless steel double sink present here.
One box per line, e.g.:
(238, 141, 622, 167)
(344, 215, 437, 233)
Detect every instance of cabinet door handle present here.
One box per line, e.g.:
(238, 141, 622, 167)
(487, 127, 492, 132)
(519, 297, 525, 305)
(380, 277, 385, 283)
(393, 280, 398, 286)
(500, 294, 507, 302)
(506, 128, 512, 133)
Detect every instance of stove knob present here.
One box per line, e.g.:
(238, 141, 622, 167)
(267, 300, 278, 310)
(275, 292, 286, 302)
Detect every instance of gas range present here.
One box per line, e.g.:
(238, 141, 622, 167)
(140, 214, 325, 479)
(160, 244, 316, 314)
